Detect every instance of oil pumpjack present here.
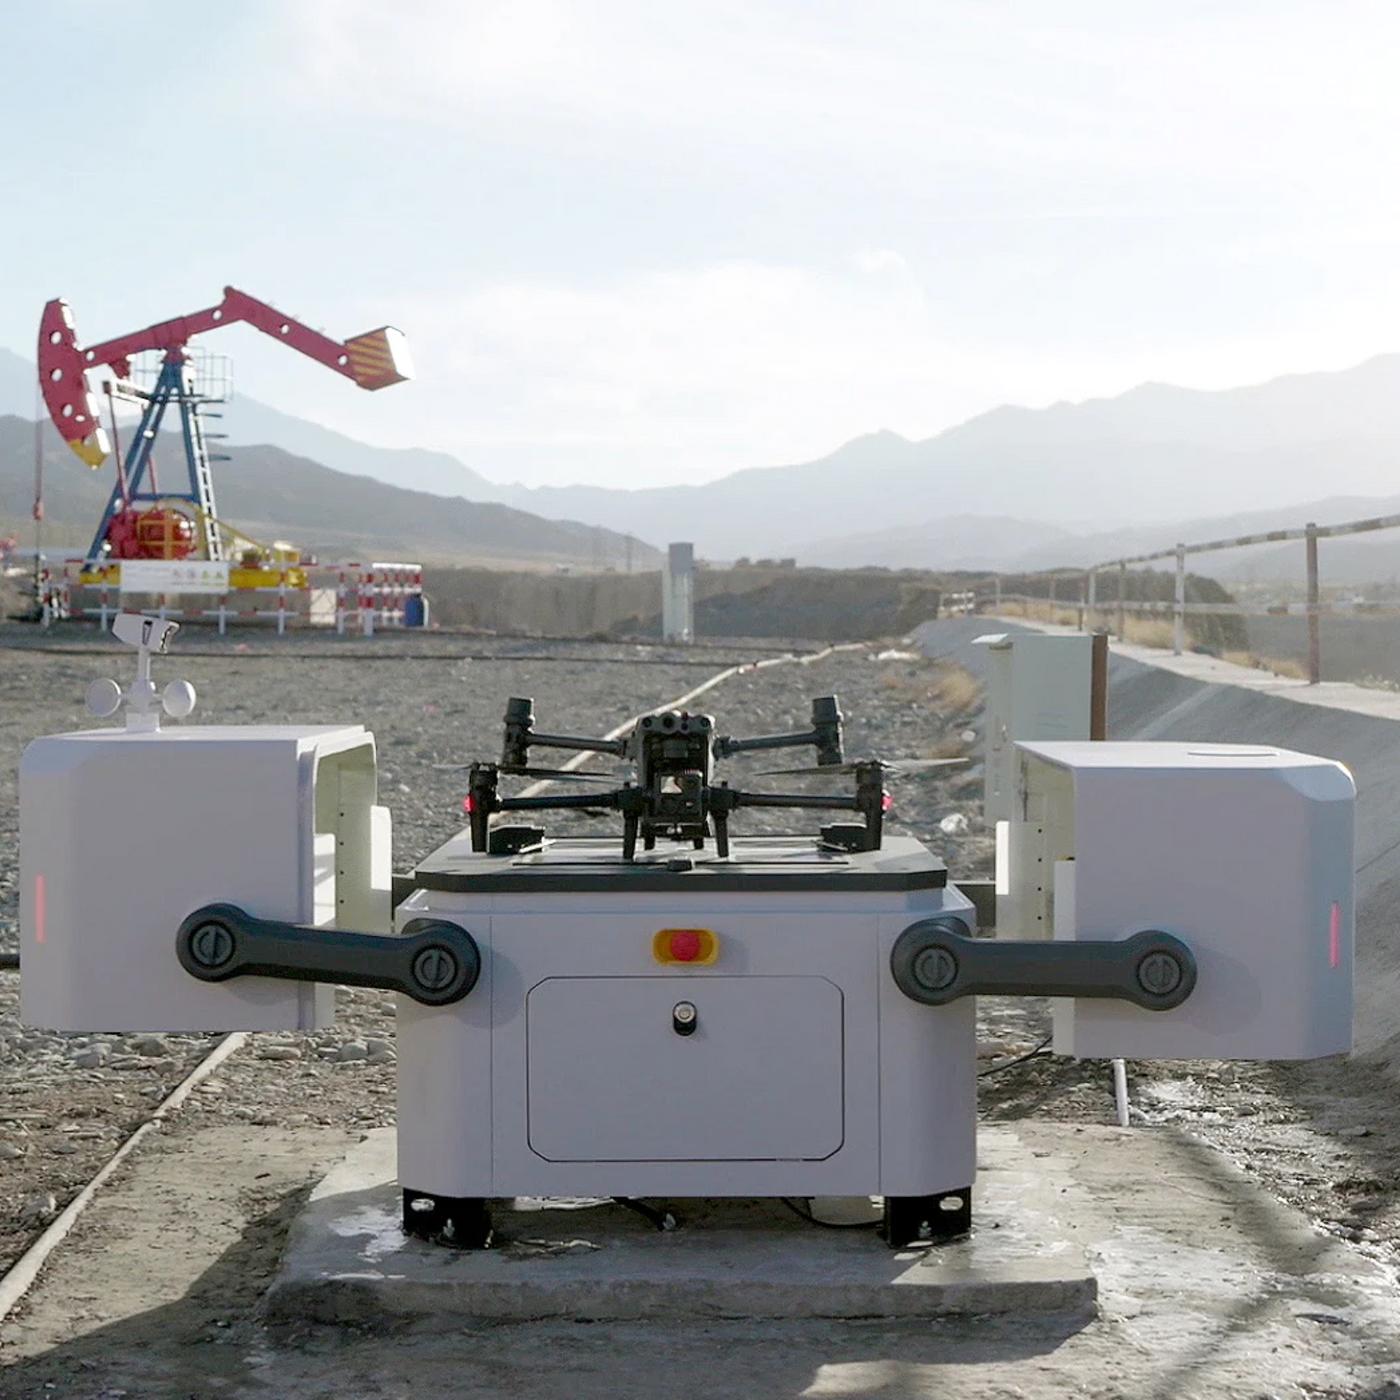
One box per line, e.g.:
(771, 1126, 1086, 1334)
(37, 287, 412, 567)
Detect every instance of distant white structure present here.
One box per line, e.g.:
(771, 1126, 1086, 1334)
(661, 542, 694, 642)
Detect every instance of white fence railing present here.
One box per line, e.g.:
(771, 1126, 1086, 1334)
(968, 510, 1400, 684)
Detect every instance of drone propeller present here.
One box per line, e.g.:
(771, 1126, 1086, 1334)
(503, 765, 621, 784)
(754, 756, 970, 778)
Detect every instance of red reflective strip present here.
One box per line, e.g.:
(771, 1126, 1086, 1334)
(1329, 901, 1341, 969)
(34, 873, 46, 945)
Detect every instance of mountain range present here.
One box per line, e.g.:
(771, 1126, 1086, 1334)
(5, 344, 1400, 580)
(0, 414, 656, 570)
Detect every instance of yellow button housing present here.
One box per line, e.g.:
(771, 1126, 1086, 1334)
(652, 928, 719, 965)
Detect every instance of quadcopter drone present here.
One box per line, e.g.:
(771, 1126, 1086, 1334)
(460, 695, 965, 861)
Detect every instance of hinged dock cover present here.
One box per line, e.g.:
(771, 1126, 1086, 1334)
(1015, 741, 1354, 1061)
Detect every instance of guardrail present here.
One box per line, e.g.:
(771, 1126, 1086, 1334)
(40, 560, 426, 635)
(970, 510, 1400, 685)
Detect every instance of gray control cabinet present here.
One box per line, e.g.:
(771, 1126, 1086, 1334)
(395, 835, 977, 1203)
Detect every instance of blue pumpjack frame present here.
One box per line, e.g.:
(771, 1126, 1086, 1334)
(86, 352, 224, 565)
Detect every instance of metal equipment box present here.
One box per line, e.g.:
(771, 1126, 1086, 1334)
(976, 631, 1098, 826)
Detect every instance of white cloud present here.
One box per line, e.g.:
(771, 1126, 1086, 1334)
(273, 0, 1400, 201)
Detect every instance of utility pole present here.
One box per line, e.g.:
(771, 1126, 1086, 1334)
(31, 391, 44, 615)
(1305, 523, 1321, 685)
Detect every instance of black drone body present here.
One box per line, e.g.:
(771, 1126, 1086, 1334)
(464, 695, 960, 862)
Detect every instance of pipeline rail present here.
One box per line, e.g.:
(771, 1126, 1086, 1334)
(0, 646, 823, 667)
(36, 560, 425, 635)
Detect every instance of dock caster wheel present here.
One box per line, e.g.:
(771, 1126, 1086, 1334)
(882, 1190, 971, 1247)
(402, 1190, 492, 1249)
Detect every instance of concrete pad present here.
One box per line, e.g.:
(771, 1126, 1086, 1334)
(265, 1126, 1095, 1323)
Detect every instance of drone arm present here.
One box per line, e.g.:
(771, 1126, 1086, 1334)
(499, 697, 629, 768)
(522, 733, 628, 758)
(726, 790, 860, 812)
(722, 771, 885, 849)
(714, 730, 820, 758)
(497, 789, 624, 813)
(714, 696, 843, 765)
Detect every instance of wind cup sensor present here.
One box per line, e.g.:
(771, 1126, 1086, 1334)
(86, 613, 197, 732)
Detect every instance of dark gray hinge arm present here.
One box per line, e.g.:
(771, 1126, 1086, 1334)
(891, 918, 1196, 1011)
(176, 903, 480, 1007)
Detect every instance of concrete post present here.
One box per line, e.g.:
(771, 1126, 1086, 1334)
(1173, 544, 1186, 656)
(662, 542, 695, 643)
(1090, 632, 1108, 740)
(1306, 522, 1321, 685)
(1076, 578, 1085, 632)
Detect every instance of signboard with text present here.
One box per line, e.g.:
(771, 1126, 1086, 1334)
(118, 560, 231, 595)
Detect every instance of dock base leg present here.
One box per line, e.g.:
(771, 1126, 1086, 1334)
(882, 1189, 972, 1247)
(402, 1190, 492, 1248)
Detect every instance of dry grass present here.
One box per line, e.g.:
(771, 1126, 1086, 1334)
(989, 602, 1190, 651)
(922, 735, 972, 759)
(875, 659, 983, 718)
(928, 661, 982, 714)
(984, 598, 1310, 678)
(1221, 650, 1310, 681)
(1122, 618, 1176, 649)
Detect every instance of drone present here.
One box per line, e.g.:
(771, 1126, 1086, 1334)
(458, 695, 966, 861)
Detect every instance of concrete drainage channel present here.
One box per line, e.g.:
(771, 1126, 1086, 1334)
(0, 642, 876, 1328)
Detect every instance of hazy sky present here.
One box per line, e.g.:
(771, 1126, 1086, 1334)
(3, 1, 1399, 487)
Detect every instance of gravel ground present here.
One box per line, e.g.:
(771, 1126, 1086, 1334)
(0, 627, 988, 1276)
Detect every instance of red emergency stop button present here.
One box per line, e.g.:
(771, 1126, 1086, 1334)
(652, 928, 719, 965)
(670, 929, 702, 961)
